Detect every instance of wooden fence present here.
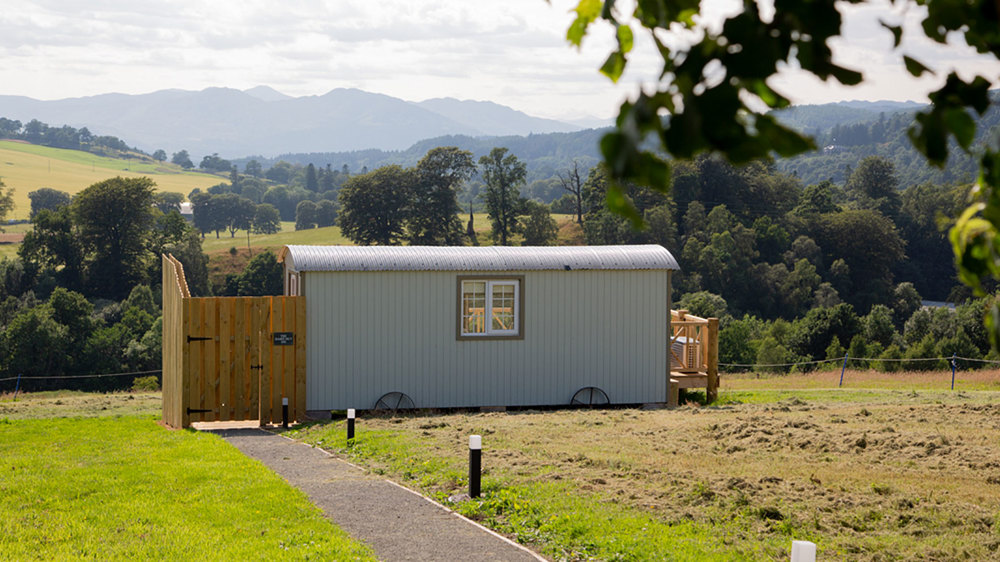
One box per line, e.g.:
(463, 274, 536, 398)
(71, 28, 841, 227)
(162, 255, 306, 429)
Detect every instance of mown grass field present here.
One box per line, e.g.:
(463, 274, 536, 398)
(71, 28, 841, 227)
(0, 391, 375, 561)
(0, 140, 222, 220)
(288, 372, 1000, 561)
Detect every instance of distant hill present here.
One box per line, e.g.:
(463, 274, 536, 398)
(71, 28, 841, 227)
(233, 128, 608, 186)
(772, 93, 1000, 187)
(0, 87, 583, 159)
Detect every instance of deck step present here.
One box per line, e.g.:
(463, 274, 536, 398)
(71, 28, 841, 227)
(669, 372, 709, 389)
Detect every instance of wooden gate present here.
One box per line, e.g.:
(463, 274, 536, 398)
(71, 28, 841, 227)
(162, 255, 306, 428)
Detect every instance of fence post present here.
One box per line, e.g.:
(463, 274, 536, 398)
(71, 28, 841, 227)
(13, 373, 21, 401)
(951, 354, 957, 390)
(839, 353, 849, 387)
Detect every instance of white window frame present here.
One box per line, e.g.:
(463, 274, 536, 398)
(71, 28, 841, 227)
(457, 276, 523, 340)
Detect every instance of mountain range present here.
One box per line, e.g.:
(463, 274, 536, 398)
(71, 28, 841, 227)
(0, 87, 586, 158)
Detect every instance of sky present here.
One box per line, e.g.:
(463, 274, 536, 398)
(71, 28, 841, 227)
(1, 0, 998, 122)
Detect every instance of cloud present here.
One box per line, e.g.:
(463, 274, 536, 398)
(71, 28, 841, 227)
(0, 0, 997, 122)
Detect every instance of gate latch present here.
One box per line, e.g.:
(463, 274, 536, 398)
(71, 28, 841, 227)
(187, 407, 213, 414)
(187, 335, 212, 343)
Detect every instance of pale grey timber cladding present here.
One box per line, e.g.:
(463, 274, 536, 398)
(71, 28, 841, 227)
(301, 269, 668, 410)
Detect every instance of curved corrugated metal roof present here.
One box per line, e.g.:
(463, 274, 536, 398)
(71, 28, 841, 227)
(279, 245, 679, 272)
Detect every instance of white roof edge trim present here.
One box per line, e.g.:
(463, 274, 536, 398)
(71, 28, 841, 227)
(279, 245, 679, 272)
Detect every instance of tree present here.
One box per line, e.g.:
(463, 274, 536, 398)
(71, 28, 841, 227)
(171, 150, 194, 169)
(228, 250, 283, 296)
(677, 291, 727, 319)
(0, 306, 67, 378)
(19, 207, 85, 291)
(295, 200, 317, 231)
(253, 203, 281, 235)
(152, 149, 167, 162)
(0, 118, 22, 138)
(479, 148, 527, 246)
(48, 287, 96, 371)
(814, 209, 905, 311)
(200, 153, 232, 173)
(0, 181, 12, 229)
(846, 156, 901, 219)
(557, 160, 586, 225)
(190, 192, 226, 238)
(72, 176, 156, 299)
(216, 194, 255, 238)
(305, 163, 319, 192)
(27, 188, 71, 218)
(153, 191, 185, 214)
(314, 200, 338, 228)
(338, 165, 414, 245)
(522, 202, 558, 246)
(265, 161, 294, 183)
(245, 159, 263, 178)
(409, 147, 476, 245)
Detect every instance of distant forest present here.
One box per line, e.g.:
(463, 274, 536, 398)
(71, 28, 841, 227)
(0, 117, 136, 156)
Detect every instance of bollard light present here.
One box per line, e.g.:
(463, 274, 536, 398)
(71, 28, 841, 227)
(469, 434, 482, 498)
(347, 408, 356, 443)
(282, 397, 289, 428)
(790, 540, 816, 562)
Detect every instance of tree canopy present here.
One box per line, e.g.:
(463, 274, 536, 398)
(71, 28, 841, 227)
(72, 176, 157, 298)
(338, 165, 413, 245)
(570, 0, 1000, 340)
(480, 147, 527, 246)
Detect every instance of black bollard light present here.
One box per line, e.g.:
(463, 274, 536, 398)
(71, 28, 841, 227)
(469, 434, 482, 498)
(347, 408, 356, 444)
(282, 397, 289, 428)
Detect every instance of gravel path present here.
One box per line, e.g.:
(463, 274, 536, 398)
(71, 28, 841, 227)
(212, 428, 544, 562)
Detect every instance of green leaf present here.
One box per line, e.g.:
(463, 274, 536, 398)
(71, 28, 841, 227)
(567, 0, 602, 47)
(600, 51, 627, 83)
(604, 183, 642, 227)
(829, 64, 863, 86)
(616, 24, 634, 54)
(944, 107, 975, 149)
(903, 55, 932, 77)
(880, 21, 903, 47)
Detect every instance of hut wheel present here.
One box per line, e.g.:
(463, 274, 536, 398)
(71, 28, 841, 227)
(571, 386, 610, 407)
(373, 391, 415, 413)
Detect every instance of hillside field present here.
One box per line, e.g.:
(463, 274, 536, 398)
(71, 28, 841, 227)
(0, 140, 222, 220)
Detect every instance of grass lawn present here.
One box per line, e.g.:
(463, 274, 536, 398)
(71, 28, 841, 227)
(0, 394, 376, 560)
(288, 377, 1000, 561)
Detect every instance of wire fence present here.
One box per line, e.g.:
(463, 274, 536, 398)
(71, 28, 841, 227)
(0, 370, 161, 383)
(0, 369, 163, 397)
(719, 356, 1000, 369)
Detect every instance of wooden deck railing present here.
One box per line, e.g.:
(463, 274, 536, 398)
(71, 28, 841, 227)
(669, 309, 719, 402)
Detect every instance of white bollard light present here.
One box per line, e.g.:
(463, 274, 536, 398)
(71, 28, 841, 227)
(469, 434, 482, 498)
(790, 540, 816, 562)
(347, 408, 356, 442)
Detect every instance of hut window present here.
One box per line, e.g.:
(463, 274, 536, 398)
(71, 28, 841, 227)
(459, 278, 521, 338)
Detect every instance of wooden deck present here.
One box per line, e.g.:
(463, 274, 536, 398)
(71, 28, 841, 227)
(668, 309, 719, 406)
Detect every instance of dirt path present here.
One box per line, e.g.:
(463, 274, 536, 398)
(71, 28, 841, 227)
(212, 427, 544, 562)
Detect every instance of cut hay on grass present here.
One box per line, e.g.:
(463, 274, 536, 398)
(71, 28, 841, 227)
(289, 382, 1000, 561)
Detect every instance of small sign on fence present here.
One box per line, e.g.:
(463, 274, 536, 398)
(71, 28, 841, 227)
(273, 332, 295, 346)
